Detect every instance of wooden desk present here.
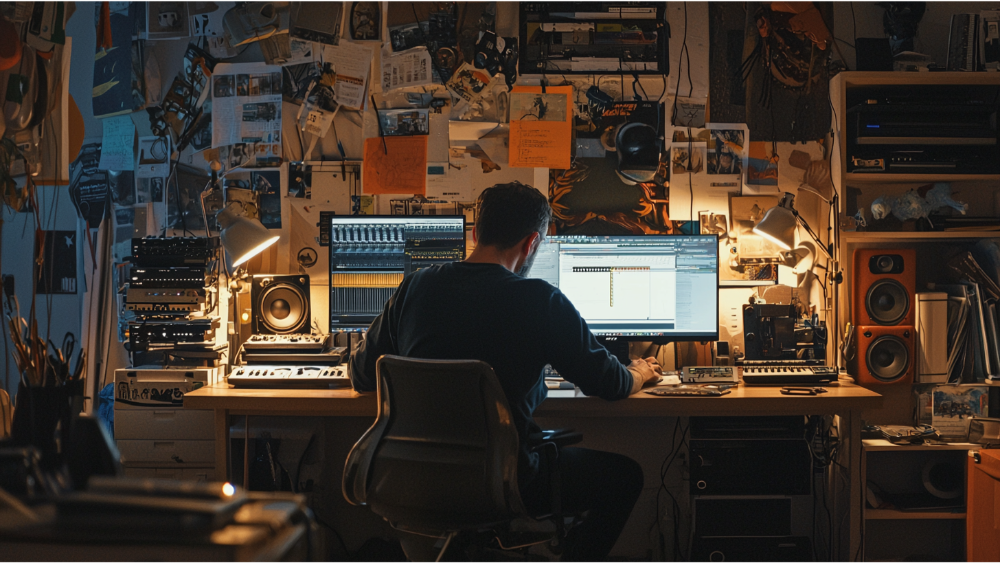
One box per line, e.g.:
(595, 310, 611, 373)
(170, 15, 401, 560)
(184, 381, 882, 559)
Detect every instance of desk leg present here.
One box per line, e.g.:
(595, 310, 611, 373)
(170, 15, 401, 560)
(215, 408, 229, 482)
(846, 409, 862, 562)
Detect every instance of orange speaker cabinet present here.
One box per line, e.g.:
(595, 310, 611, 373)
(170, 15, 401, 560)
(853, 248, 917, 327)
(856, 325, 915, 385)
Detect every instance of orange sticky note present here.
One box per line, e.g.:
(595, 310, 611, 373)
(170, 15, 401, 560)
(509, 85, 572, 169)
(362, 136, 428, 195)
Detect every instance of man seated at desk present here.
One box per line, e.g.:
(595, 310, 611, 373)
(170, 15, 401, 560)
(350, 182, 663, 560)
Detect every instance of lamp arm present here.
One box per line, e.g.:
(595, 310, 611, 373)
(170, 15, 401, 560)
(795, 213, 833, 259)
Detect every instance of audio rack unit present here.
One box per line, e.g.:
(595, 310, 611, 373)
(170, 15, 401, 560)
(131, 236, 221, 266)
(519, 2, 669, 75)
(127, 318, 219, 348)
(125, 288, 208, 314)
(129, 266, 216, 289)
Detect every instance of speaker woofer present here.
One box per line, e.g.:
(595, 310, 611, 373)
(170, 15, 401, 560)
(866, 335, 910, 382)
(258, 282, 308, 334)
(866, 279, 909, 325)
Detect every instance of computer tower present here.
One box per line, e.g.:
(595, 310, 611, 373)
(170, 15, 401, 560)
(689, 417, 815, 561)
(689, 417, 811, 496)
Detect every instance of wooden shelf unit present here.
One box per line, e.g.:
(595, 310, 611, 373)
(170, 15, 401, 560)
(860, 441, 976, 560)
(865, 509, 966, 520)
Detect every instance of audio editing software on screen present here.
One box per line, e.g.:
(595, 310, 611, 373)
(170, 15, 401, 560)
(328, 216, 465, 331)
(529, 235, 719, 339)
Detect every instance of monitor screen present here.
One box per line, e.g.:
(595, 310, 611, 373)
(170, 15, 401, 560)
(329, 215, 465, 331)
(528, 235, 719, 341)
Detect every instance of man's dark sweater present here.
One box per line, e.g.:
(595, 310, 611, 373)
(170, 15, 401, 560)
(349, 261, 634, 485)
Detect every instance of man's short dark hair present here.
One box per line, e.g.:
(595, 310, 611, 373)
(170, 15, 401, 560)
(475, 182, 551, 249)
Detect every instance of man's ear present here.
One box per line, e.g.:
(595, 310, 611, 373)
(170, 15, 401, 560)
(521, 231, 540, 255)
(472, 225, 478, 244)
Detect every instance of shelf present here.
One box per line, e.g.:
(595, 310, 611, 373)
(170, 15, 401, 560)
(844, 173, 1000, 183)
(842, 231, 1000, 243)
(832, 71, 1000, 88)
(862, 439, 980, 451)
(865, 509, 966, 520)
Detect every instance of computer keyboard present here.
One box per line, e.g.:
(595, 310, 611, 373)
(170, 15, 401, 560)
(228, 365, 350, 388)
(741, 365, 838, 386)
(645, 385, 731, 397)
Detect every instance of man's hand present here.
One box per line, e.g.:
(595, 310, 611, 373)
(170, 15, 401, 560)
(627, 357, 663, 394)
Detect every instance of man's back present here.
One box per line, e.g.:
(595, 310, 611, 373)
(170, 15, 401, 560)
(350, 261, 633, 483)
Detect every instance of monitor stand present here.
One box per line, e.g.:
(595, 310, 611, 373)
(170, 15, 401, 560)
(598, 337, 631, 366)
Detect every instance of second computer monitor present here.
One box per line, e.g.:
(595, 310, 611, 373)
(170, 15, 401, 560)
(329, 215, 465, 331)
(529, 235, 719, 342)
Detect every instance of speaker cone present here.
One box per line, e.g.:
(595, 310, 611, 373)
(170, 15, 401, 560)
(866, 335, 909, 382)
(866, 279, 909, 325)
(258, 282, 308, 333)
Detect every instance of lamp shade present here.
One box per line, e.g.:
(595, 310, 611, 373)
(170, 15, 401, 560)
(217, 205, 279, 267)
(753, 192, 798, 251)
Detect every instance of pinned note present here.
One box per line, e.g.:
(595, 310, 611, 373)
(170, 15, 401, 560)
(509, 86, 572, 169)
(362, 136, 428, 195)
(98, 115, 136, 171)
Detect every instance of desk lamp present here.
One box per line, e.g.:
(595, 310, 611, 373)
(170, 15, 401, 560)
(217, 203, 279, 268)
(753, 192, 831, 258)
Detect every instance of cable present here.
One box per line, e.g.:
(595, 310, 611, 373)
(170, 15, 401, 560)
(670, 3, 690, 125)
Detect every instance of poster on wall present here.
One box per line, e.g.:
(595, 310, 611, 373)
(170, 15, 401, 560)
(719, 195, 780, 287)
(35, 230, 77, 294)
(549, 100, 693, 235)
(211, 62, 283, 162)
(69, 140, 109, 227)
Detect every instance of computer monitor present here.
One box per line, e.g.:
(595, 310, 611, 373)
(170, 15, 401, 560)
(528, 234, 719, 343)
(328, 215, 465, 331)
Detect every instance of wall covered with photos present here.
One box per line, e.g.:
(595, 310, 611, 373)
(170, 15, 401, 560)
(0, 1, 987, 399)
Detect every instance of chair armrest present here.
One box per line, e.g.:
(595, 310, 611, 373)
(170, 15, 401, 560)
(527, 428, 583, 451)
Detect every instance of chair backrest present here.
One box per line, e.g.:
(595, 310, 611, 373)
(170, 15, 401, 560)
(342, 355, 525, 532)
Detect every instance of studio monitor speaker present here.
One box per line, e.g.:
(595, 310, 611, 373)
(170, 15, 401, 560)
(857, 325, 914, 385)
(251, 274, 311, 334)
(853, 249, 916, 327)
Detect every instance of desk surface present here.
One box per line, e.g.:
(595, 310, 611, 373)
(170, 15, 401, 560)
(184, 381, 882, 417)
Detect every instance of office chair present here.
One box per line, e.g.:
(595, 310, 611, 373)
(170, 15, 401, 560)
(342, 355, 582, 561)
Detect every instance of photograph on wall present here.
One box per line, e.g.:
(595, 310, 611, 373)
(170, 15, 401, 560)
(671, 143, 706, 175)
(706, 128, 745, 175)
(35, 230, 78, 295)
(69, 140, 110, 227)
(746, 141, 780, 188)
(933, 385, 989, 438)
(282, 61, 322, 105)
(720, 195, 780, 286)
(291, 2, 342, 45)
(377, 108, 430, 136)
(109, 170, 135, 207)
(510, 93, 569, 122)
(146, 2, 191, 40)
(288, 162, 312, 199)
(349, 1, 381, 41)
(253, 170, 282, 229)
(136, 177, 165, 205)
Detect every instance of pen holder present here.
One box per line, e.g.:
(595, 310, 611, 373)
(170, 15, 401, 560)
(10, 383, 69, 467)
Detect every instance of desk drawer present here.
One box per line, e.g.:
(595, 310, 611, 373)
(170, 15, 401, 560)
(117, 439, 215, 464)
(115, 409, 215, 440)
